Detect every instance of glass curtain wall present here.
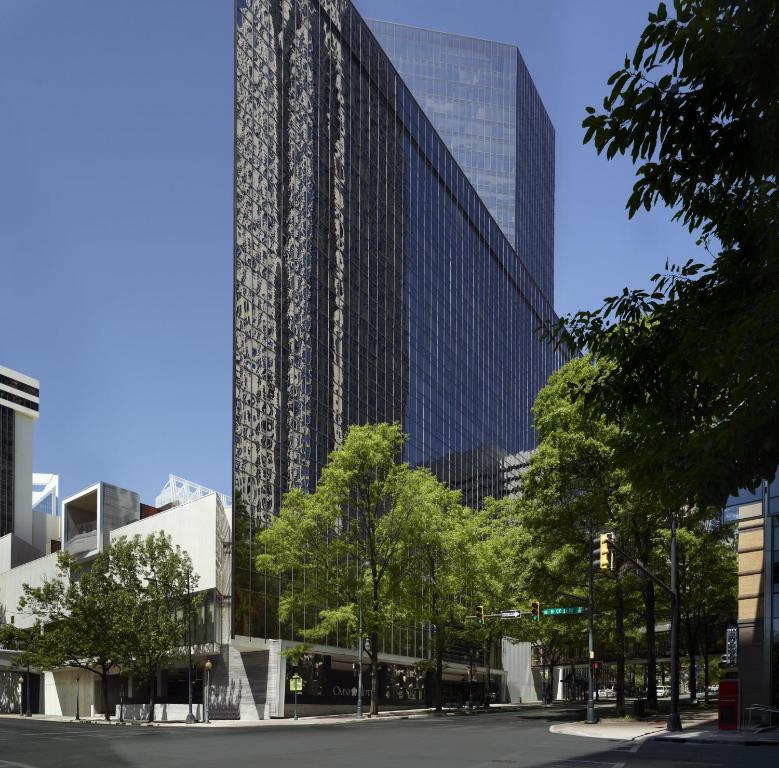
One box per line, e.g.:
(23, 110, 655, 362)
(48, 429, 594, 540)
(234, 0, 565, 643)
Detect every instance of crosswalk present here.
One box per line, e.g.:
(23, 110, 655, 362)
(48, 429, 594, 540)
(0, 726, 149, 742)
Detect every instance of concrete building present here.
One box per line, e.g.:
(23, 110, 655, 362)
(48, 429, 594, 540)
(0, 364, 39, 545)
(0, 481, 231, 719)
(724, 480, 779, 719)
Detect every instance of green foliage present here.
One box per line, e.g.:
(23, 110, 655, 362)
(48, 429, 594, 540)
(258, 422, 458, 714)
(553, 0, 779, 505)
(109, 532, 198, 719)
(15, 533, 197, 721)
(19, 550, 126, 719)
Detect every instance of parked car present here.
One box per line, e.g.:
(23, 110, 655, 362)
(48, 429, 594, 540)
(707, 683, 719, 694)
(656, 685, 670, 698)
(597, 687, 616, 698)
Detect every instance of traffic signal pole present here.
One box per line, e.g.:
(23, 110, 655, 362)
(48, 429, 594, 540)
(586, 518, 598, 724)
(601, 526, 681, 732)
(667, 512, 682, 732)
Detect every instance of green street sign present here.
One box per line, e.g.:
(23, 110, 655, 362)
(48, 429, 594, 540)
(542, 606, 586, 616)
(289, 674, 303, 692)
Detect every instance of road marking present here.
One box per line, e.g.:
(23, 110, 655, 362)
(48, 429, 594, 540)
(0, 760, 44, 768)
(610, 742, 640, 753)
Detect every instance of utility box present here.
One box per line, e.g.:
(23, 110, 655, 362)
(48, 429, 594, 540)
(718, 679, 740, 730)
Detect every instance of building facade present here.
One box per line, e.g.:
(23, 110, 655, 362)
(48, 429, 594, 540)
(0, 365, 39, 545)
(366, 20, 555, 305)
(724, 480, 779, 717)
(234, 0, 563, 642)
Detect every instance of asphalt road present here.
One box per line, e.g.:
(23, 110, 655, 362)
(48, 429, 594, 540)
(0, 708, 775, 768)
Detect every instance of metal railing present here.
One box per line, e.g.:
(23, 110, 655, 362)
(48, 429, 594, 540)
(744, 704, 779, 730)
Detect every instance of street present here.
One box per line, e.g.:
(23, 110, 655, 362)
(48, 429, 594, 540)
(0, 707, 775, 768)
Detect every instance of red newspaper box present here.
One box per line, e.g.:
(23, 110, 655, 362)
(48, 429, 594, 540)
(718, 679, 739, 730)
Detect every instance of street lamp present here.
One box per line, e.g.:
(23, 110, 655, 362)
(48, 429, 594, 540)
(17, 676, 23, 716)
(75, 673, 81, 721)
(25, 664, 31, 717)
(357, 562, 364, 720)
(468, 649, 475, 711)
(667, 511, 682, 732)
(185, 566, 197, 724)
(204, 659, 212, 724)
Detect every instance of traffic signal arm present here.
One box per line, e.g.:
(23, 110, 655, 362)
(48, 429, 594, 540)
(605, 536, 674, 597)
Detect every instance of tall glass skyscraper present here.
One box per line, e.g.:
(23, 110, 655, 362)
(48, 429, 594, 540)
(234, 0, 565, 641)
(367, 20, 555, 305)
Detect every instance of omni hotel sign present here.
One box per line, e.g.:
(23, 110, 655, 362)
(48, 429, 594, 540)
(332, 685, 359, 698)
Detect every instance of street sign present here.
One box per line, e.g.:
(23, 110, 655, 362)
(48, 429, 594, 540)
(542, 606, 586, 616)
(289, 674, 303, 692)
(498, 610, 521, 619)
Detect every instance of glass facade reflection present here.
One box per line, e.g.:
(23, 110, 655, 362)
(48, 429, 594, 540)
(234, 0, 566, 640)
(367, 20, 555, 305)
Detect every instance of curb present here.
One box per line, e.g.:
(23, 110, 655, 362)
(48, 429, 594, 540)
(654, 735, 779, 747)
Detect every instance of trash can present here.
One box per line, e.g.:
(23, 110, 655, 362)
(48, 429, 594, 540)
(632, 698, 646, 718)
(718, 679, 739, 730)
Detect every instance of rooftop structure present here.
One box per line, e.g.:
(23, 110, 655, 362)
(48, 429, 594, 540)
(155, 475, 232, 511)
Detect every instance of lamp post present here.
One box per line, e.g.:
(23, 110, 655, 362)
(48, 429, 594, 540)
(667, 511, 682, 732)
(204, 659, 212, 724)
(468, 649, 475, 711)
(75, 674, 81, 721)
(25, 664, 31, 717)
(357, 561, 364, 719)
(185, 567, 196, 724)
(17, 676, 23, 716)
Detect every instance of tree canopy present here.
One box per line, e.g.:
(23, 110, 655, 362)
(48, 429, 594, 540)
(553, 0, 779, 505)
(14, 533, 196, 721)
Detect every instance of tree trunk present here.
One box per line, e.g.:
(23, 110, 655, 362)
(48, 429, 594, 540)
(482, 639, 490, 709)
(434, 637, 443, 713)
(101, 669, 111, 721)
(615, 580, 626, 717)
(643, 580, 658, 709)
(148, 663, 156, 722)
(687, 620, 698, 704)
(370, 632, 379, 716)
(703, 624, 710, 705)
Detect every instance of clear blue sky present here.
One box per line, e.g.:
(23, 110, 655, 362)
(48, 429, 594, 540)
(0, 0, 700, 507)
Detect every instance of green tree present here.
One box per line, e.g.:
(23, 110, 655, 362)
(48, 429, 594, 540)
(499, 500, 592, 705)
(18, 551, 125, 720)
(257, 422, 440, 715)
(553, 0, 779, 506)
(397, 474, 471, 712)
(659, 520, 737, 703)
(109, 533, 197, 722)
(520, 356, 669, 711)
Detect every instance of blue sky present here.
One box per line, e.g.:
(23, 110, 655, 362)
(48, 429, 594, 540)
(0, 0, 701, 506)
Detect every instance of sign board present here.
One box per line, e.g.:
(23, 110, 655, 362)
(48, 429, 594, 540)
(726, 625, 738, 666)
(542, 606, 586, 616)
(289, 674, 303, 692)
(499, 610, 521, 619)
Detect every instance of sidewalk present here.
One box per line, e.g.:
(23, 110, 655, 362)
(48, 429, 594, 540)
(0, 702, 530, 729)
(551, 715, 779, 746)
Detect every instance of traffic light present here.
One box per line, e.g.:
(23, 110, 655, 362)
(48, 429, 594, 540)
(530, 600, 541, 622)
(475, 605, 484, 625)
(599, 532, 614, 571)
